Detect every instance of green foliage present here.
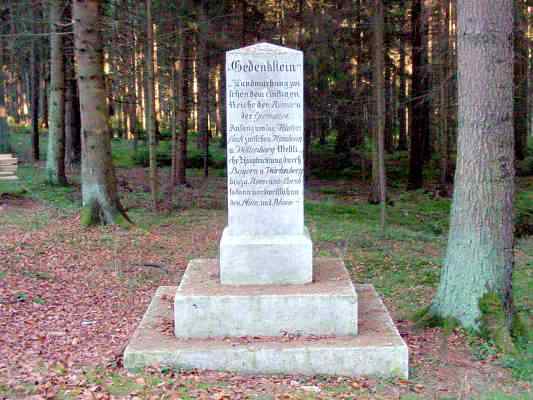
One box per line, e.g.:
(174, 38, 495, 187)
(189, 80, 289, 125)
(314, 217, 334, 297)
(127, 138, 226, 170)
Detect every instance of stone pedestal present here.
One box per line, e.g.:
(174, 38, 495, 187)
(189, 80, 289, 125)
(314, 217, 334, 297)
(124, 277, 408, 378)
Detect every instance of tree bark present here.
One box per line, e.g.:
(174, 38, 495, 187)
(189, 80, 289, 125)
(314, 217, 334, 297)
(73, 0, 129, 226)
(46, 0, 67, 185)
(430, 0, 515, 330)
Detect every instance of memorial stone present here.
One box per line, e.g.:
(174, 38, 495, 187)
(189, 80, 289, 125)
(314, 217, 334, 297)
(220, 42, 313, 285)
(123, 43, 408, 379)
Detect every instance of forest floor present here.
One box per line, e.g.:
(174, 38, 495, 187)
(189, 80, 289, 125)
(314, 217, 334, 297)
(0, 136, 532, 399)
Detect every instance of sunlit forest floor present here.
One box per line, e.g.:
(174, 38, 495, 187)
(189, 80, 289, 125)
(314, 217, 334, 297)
(0, 130, 531, 399)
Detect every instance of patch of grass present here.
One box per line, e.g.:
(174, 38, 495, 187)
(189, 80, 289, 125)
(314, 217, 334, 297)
(499, 347, 533, 381)
(105, 373, 144, 397)
(479, 392, 532, 400)
(22, 270, 54, 280)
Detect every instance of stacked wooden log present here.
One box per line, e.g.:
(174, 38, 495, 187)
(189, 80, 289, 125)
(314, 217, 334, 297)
(0, 154, 18, 181)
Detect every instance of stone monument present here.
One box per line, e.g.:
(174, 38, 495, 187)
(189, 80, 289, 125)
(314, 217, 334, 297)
(220, 43, 312, 285)
(124, 43, 408, 378)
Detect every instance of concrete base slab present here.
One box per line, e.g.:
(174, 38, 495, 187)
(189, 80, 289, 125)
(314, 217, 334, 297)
(124, 284, 408, 378)
(219, 227, 313, 285)
(174, 258, 357, 338)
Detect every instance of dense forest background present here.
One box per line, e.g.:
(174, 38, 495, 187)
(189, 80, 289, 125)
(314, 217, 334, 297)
(0, 0, 530, 200)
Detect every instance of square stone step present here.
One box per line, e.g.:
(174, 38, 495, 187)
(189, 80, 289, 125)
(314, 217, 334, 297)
(174, 258, 357, 338)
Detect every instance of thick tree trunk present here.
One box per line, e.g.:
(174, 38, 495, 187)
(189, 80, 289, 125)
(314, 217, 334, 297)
(408, 0, 430, 190)
(145, 0, 159, 210)
(46, 0, 67, 185)
(73, 0, 129, 226)
(430, 0, 514, 331)
(370, 0, 387, 232)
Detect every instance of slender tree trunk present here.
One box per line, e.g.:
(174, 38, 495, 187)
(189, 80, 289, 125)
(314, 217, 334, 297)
(40, 75, 49, 129)
(219, 60, 227, 149)
(73, 0, 129, 226)
(408, 0, 430, 190)
(514, 0, 528, 161)
(371, 0, 387, 232)
(177, 29, 189, 186)
(65, 77, 81, 167)
(127, 26, 137, 142)
(145, 0, 159, 210)
(438, 0, 450, 189)
(31, 5, 41, 161)
(197, 1, 209, 178)
(46, 0, 67, 185)
(398, 2, 407, 151)
(170, 57, 178, 195)
(383, 5, 393, 154)
(429, 0, 515, 332)
(0, 45, 8, 154)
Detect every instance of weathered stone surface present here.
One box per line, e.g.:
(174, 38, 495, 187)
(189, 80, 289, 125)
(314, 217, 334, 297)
(221, 42, 312, 285)
(175, 258, 357, 338)
(124, 283, 408, 378)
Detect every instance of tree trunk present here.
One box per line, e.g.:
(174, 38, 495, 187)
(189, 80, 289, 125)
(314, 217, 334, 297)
(370, 0, 387, 232)
(73, 0, 129, 226)
(31, 5, 41, 161)
(46, 0, 67, 185)
(514, 0, 528, 161)
(145, 0, 159, 210)
(40, 75, 49, 129)
(429, 0, 515, 332)
(408, 0, 430, 190)
(397, 2, 407, 152)
(177, 28, 189, 186)
(197, 1, 209, 178)
(219, 60, 227, 149)
(438, 0, 450, 189)
(0, 40, 9, 154)
(65, 77, 81, 167)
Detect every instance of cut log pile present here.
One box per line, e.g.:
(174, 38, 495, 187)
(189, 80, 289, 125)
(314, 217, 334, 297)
(0, 154, 18, 181)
